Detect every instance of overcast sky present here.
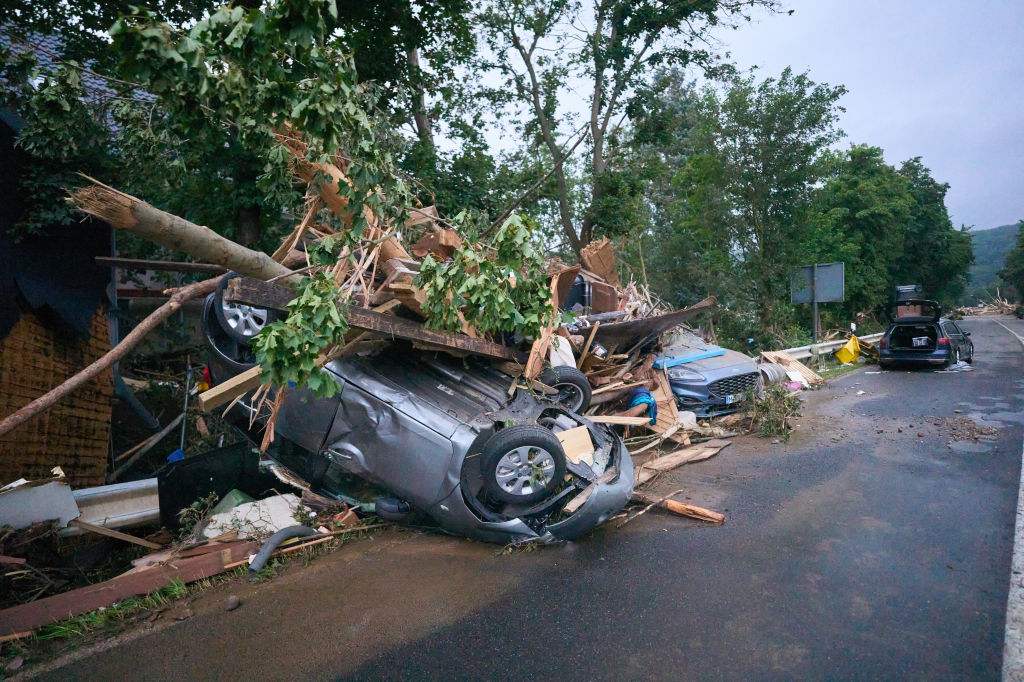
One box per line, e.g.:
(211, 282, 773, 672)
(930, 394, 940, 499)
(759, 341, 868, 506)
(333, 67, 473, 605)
(713, 0, 1024, 230)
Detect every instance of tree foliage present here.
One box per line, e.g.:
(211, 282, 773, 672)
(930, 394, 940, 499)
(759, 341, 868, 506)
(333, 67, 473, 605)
(417, 214, 554, 338)
(894, 157, 973, 306)
(809, 145, 912, 320)
(999, 220, 1024, 302)
(680, 68, 847, 340)
(477, 0, 783, 254)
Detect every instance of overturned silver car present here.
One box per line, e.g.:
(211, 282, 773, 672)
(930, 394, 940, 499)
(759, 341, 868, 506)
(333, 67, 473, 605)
(203, 292, 633, 544)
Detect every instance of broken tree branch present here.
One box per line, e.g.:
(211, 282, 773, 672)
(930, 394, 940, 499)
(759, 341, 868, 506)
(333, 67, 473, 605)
(0, 277, 218, 439)
(69, 177, 300, 286)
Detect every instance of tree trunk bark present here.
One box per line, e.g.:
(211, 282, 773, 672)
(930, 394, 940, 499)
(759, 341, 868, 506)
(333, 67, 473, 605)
(407, 48, 434, 148)
(69, 181, 300, 286)
(0, 277, 219, 439)
(236, 203, 261, 248)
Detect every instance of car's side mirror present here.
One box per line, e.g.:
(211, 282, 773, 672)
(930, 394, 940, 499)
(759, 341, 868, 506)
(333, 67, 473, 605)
(964, 330, 971, 336)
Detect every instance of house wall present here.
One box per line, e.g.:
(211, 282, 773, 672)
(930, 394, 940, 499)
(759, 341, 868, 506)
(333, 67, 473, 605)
(0, 307, 113, 487)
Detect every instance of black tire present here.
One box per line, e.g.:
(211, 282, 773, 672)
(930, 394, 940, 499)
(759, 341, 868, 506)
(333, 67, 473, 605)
(539, 365, 592, 413)
(965, 344, 974, 364)
(202, 294, 257, 371)
(480, 425, 567, 504)
(214, 272, 279, 344)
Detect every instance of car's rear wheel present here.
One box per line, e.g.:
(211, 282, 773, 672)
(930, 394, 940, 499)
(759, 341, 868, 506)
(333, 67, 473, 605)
(965, 345, 974, 364)
(481, 425, 567, 504)
(539, 366, 592, 413)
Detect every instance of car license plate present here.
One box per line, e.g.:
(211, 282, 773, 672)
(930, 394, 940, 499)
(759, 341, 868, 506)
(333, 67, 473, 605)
(912, 336, 929, 347)
(724, 394, 738, 405)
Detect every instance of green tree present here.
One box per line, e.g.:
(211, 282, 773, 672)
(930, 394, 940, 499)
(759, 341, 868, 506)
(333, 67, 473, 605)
(478, 0, 783, 254)
(809, 145, 912, 320)
(1, 1, 484, 246)
(894, 157, 973, 306)
(999, 220, 1024, 301)
(679, 68, 846, 342)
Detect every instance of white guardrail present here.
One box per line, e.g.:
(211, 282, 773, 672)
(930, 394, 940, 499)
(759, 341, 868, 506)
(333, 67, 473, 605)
(778, 332, 884, 361)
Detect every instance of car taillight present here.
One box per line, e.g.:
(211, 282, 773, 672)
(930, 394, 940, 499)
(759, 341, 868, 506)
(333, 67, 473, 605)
(937, 337, 950, 346)
(879, 337, 888, 349)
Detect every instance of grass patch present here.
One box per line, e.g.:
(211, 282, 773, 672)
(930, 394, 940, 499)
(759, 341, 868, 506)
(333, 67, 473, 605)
(35, 579, 188, 641)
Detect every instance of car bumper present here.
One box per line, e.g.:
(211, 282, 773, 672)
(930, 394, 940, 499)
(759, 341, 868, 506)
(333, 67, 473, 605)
(545, 439, 634, 541)
(671, 385, 746, 417)
(879, 349, 951, 365)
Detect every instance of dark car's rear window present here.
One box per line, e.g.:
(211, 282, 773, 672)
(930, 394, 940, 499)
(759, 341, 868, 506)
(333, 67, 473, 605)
(889, 323, 938, 350)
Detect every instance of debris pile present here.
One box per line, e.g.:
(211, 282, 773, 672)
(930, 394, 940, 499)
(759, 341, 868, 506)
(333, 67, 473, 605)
(954, 295, 1021, 317)
(1, 132, 749, 637)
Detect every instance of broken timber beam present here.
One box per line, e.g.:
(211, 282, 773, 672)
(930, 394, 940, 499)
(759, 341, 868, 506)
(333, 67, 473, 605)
(225, 277, 524, 362)
(630, 492, 725, 524)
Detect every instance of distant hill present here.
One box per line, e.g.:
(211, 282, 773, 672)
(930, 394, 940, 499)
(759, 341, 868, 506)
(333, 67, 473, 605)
(963, 222, 1020, 303)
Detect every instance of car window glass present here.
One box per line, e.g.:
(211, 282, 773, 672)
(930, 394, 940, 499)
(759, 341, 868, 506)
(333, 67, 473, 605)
(950, 322, 963, 336)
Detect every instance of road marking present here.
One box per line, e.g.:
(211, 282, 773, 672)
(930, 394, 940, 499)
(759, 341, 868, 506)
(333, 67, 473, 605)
(997, 320, 1024, 347)
(1002, 319, 1024, 681)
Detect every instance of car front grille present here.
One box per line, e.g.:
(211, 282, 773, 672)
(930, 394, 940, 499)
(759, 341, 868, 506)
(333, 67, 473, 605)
(707, 372, 760, 398)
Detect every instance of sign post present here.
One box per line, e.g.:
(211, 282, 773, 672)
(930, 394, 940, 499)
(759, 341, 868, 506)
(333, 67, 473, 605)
(791, 262, 845, 343)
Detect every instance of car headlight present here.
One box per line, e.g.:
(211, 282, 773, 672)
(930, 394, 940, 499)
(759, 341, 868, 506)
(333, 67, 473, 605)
(667, 366, 705, 382)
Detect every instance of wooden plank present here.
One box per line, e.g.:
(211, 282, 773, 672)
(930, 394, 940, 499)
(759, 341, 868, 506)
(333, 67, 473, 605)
(198, 365, 262, 413)
(225, 277, 522, 362)
(588, 415, 651, 425)
(593, 380, 645, 396)
(634, 440, 731, 485)
(68, 519, 163, 550)
(410, 227, 462, 259)
(576, 322, 600, 369)
(592, 296, 716, 352)
(0, 541, 259, 636)
(649, 370, 681, 437)
(563, 466, 617, 514)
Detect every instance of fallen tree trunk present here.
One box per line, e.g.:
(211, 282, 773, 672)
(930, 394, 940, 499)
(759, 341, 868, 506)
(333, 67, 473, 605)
(0, 277, 218, 439)
(70, 178, 300, 286)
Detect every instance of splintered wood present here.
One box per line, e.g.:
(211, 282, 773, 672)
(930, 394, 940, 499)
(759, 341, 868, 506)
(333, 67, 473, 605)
(580, 237, 621, 287)
(759, 350, 824, 387)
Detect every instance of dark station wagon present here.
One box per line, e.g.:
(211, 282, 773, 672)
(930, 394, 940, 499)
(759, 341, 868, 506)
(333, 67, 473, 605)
(878, 299, 974, 369)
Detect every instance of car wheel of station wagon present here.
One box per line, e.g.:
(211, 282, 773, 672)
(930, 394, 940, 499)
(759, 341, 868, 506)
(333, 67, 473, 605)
(481, 425, 567, 504)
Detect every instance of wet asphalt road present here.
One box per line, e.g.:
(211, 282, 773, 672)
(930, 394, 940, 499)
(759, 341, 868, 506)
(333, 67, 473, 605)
(43, 317, 1024, 681)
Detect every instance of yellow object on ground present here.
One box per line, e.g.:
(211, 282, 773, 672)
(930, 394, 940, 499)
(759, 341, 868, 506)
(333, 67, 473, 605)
(835, 335, 860, 364)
